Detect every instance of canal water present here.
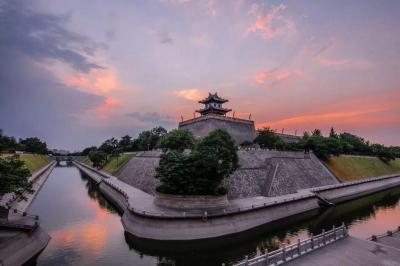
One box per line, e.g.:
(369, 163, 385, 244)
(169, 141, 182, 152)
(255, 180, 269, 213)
(29, 164, 400, 266)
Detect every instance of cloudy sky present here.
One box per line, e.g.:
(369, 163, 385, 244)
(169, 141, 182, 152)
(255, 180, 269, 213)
(1, 0, 399, 150)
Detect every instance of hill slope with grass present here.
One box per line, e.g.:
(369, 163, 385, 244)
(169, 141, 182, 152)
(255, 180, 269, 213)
(325, 156, 400, 181)
(19, 154, 53, 173)
(75, 153, 134, 175)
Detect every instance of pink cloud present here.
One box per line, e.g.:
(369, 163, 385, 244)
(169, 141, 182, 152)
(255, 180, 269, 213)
(245, 4, 296, 39)
(254, 68, 304, 85)
(174, 88, 204, 101)
(257, 90, 400, 131)
(94, 97, 120, 120)
(64, 68, 120, 95)
(317, 56, 371, 69)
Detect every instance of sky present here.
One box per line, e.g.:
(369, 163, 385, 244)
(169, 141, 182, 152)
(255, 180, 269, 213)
(0, 0, 399, 151)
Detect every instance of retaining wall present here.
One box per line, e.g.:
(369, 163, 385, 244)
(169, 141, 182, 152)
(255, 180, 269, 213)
(313, 174, 400, 204)
(74, 160, 400, 241)
(115, 150, 339, 199)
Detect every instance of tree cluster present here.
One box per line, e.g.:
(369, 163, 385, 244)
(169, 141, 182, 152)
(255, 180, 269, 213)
(155, 129, 238, 196)
(253, 127, 399, 162)
(0, 130, 48, 154)
(0, 156, 32, 196)
(79, 127, 169, 168)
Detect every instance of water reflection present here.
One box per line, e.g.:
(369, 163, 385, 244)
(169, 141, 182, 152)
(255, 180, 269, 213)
(28, 165, 400, 266)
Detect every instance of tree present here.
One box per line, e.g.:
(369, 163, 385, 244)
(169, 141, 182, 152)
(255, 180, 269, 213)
(19, 137, 48, 154)
(81, 146, 97, 156)
(119, 135, 132, 152)
(329, 127, 338, 139)
(155, 151, 195, 194)
(136, 127, 167, 150)
(339, 132, 371, 155)
(0, 130, 18, 152)
(88, 150, 107, 168)
(254, 127, 282, 149)
(157, 129, 195, 152)
(0, 156, 32, 196)
(156, 129, 239, 195)
(305, 135, 329, 160)
(99, 138, 118, 154)
(312, 129, 322, 137)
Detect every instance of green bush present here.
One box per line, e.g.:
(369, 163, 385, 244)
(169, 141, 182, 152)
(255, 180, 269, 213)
(155, 129, 238, 196)
(157, 129, 195, 152)
(0, 156, 32, 196)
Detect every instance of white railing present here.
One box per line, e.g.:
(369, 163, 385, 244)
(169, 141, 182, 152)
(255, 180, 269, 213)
(231, 223, 348, 266)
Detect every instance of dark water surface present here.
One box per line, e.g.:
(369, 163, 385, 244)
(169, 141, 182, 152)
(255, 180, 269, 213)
(29, 164, 400, 266)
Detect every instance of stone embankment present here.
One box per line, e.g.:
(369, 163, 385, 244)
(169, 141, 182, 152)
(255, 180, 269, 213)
(74, 160, 400, 241)
(114, 150, 339, 199)
(0, 161, 55, 266)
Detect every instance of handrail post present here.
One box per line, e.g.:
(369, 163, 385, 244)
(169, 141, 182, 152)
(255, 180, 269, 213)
(311, 233, 314, 249)
(333, 225, 336, 240)
(342, 222, 347, 236)
(265, 249, 269, 265)
(282, 245, 286, 261)
(322, 229, 326, 245)
(244, 255, 249, 266)
(297, 239, 301, 255)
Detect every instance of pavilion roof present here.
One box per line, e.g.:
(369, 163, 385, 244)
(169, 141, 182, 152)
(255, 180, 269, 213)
(198, 92, 228, 104)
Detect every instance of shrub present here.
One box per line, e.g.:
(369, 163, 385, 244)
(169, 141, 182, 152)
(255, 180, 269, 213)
(155, 129, 238, 195)
(157, 129, 195, 152)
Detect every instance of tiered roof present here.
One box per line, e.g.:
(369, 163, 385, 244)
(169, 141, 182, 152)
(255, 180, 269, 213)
(196, 92, 231, 116)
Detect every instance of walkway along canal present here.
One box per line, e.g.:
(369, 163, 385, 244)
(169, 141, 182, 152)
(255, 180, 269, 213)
(22, 163, 400, 265)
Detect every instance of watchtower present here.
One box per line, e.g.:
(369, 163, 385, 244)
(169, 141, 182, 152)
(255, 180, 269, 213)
(179, 92, 256, 144)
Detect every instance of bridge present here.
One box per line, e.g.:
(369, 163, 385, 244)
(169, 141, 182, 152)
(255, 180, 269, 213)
(54, 155, 73, 162)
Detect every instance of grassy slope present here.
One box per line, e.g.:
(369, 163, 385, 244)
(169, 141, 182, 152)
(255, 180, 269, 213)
(19, 154, 53, 173)
(74, 156, 93, 166)
(74, 154, 134, 175)
(326, 156, 400, 181)
(102, 153, 134, 175)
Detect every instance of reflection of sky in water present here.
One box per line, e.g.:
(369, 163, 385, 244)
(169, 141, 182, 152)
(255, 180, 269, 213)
(29, 166, 157, 266)
(28, 166, 400, 266)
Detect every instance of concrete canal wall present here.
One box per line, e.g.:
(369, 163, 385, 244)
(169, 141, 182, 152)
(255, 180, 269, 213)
(74, 160, 400, 241)
(0, 161, 55, 266)
(312, 174, 400, 204)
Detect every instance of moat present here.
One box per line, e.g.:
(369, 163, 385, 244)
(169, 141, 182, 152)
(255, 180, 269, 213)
(28, 164, 400, 266)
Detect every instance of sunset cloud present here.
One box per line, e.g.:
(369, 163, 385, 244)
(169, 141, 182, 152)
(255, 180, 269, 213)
(258, 91, 400, 132)
(254, 68, 304, 85)
(174, 89, 203, 101)
(317, 56, 371, 69)
(64, 68, 120, 95)
(245, 4, 295, 39)
(94, 97, 120, 120)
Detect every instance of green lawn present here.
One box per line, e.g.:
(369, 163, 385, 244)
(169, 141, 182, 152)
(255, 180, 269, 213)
(102, 153, 134, 175)
(19, 154, 53, 173)
(326, 156, 400, 181)
(74, 156, 92, 166)
(74, 154, 134, 175)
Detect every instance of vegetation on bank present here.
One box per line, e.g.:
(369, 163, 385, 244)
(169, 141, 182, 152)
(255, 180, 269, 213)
(101, 153, 134, 174)
(0, 156, 32, 196)
(75, 154, 134, 175)
(155, 129, 238, 196)
(326, 156, 400, 181)
(253, 127, 400, 162)
(19, 154, 52, 173)
(0, 129, 48, 154)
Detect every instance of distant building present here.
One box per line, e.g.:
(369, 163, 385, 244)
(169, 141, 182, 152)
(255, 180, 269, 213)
(178, 92, 301, 145)
(179, 93, 256, 144)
